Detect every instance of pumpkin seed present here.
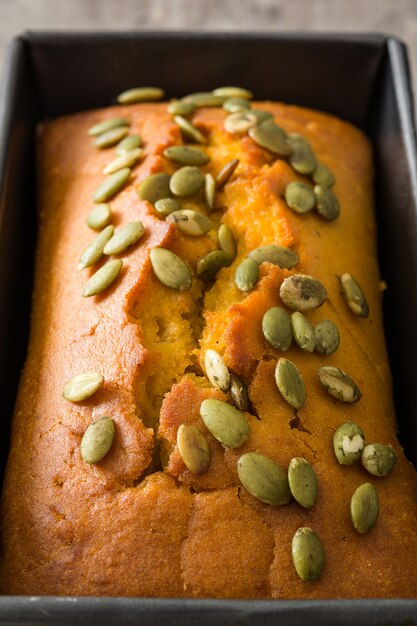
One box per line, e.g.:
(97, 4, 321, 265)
(167, 99, 196, 116)
(138, 172, 172, 204)
(234, 257, 259, 292)
(174, 115, 207, 144)
(154, 197, 181, 216)
(204, 349, 231, 392)
(317, 366, 361, 403)
(249, 244, 299, 269)
(88, 117, 130, 137)
(333, 422, 365, 465)
(149, 247, 192, 291)
(280, 274, 327, 311)
(292, 528, 324, 582)
(262, 307, 293, 351)
(197, 250, 229, 281)
(103, 148, 143, 175)
(314, 184, 340, 220)
(288, 458, 318, 509)
(237, 452, 291, 506)
(63, 371, 104, 402)
(313, 163, 335, 188)
(275, 358, 305, 409)
(218, 224, 237, 262)
(248, 120, 292, 156)
(285, 182, 315, 214)
(103, 221, 144, 255)
(82, 259, 123, 297)
(177, 423, 211, 474)
(93, 126, 129, 149)
(78, 225, 114, 270)
(250, 109, 274, 123)
(224, 111, 258, 134)
(200, 399, 250, 449)
(291, 312, 316, 352)
(81, 417, 115, 464)
(314, 320, 340, 356)
(86, 203, 112, 231)
(350, 483, 379, 534)
(340, 273, 369, 318)
(204, 173, 216, 211)
(170, 166, 205, 197)
(223, 97, 252, 113)
(117, 86, 164, 104)
(115, 134, 143, 155)
(167, 210, 212, 236)
(163, 145, 210, 166)
(93, 168, 131, 203)
(213, 86, 253, 99)
(361, 443, 397, 477)
(230, 374, 250, 412)
(183, 92, 225, 107)
(216, 159, 239, 189)
(288, 134, 317, 175)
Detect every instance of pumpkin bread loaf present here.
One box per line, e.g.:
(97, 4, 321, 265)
(1, 92, 417, 597)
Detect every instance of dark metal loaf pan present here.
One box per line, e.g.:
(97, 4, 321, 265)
(0, 31, 416, 626)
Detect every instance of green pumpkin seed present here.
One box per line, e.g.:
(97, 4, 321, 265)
(218, 224, 237, 262)
(288, 134, 317, 175)
(249, 244, 299, 269)
(177, 423, 211, 474)
(117, 86, 164, 104)
(291, 312, 316, 352)
(216, 159, 239, 189)
(288, 458, 318, 509)
(230, 374, 250, 412)
(285, 182, 315, 214)
(63, 371, 104, 402)
(317, 366, 361, 403)
(200, 399, 250, 449)
(82, 259, 123, 297)
(275, 358, 305, 409)
(204, 349, 231, 392)
(262, 307, 293, 351)
(313, 163, 335, 188)
(81, 417, 115, 464)
(250, 109, 274, 123)
(103, 221, 144, 255)
(237, 452, 290, 506)
(197, 250, 229, 281)
(280, 274, 327, 311)
(361, 443, 397, 477)
(234, 258, 259, 292)
(103, 148, 143, 175)
(138, 172, 172, 204)
(340, 273, 369, 318)
(314, 184, 340, 220)
(150, 247, 192, 291)
(167, 210, 212, 236)
(93, 168, 131, 203)
(213, 86, 253, 99)
(78, 225, 114, 270)
(88, 117, 130, 137)
(163, 145, 210, 166)
(204, 173, 216, 211)
(170, 166, 205, 197)
(350, 483, 379, 534)
(333, 422, 365, 465)
(174, 115, 207, 144)
(115, 134, 142, 156)
(224, 111, 258, 134)
(86, 203, 112, 231)
(93, 126, 129, 149)
(167, 99, 196, 116)
(154, 197, 181, 216)
(223, 97, 252, 113)
(292, 528, 324, 582)
(314, 320, 340, 356)
(248, 120, 292, 156)
(183, 92, 225, 107)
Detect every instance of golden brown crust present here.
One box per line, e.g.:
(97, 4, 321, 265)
(1, 101, 417, 597)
